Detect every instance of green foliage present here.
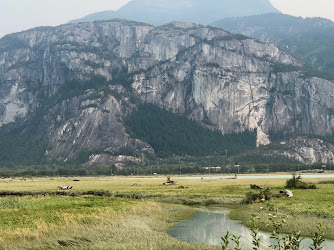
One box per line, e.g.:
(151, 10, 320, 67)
(286, 174, 318, 189)
(300, 64, 334, 81)
(0, 164, 129, 177)
(0, 195, 212, 250)
(46, 69, 132, 106)
(0, 35, 29, 52)
(0, 69, 133, 167)
(310, 224, 326, 250)
(267, 207, 286, 249)
(221, 231, 231, 250)
(267, 208, 304, 249)
(286, 173, 302, 188)
(221, 231, 241, 250)
(124, 104, 257, 157)
(214, 13, 334, 80)
(250, 214, 261, 250)
(244, 189, 272, 204)
(320, 132, 334, 145)
(111, 68, 133, 89)
(50, 76, 107, 104)
(223, 207, 326, 250)
(117, 147, 135, 157)
(271, 63, 300, 73)
(0, 126, 47, 167)
(234, 153, 299, 165)
(231, 235, 242, 250)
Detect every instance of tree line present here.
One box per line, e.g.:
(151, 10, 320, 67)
(125, 103, 257, 157)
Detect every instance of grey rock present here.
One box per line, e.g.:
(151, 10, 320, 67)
(265, 137, 334, 165)
(0, 20, 333, 164)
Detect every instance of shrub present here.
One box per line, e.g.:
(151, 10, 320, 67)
(221, 208, 326, 250)
(286, 173, 318, 189)
(244, 188, 272, 204)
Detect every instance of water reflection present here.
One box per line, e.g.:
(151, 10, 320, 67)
(169, 211, 334, 249)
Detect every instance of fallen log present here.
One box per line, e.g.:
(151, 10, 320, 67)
(273, 189, 293, 198)
(57, 185, 73, 190)
(250, 184, 263, 190)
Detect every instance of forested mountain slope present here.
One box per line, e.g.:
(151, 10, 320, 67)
(212, 13, 334, 78)
(70, 0, 280, 26)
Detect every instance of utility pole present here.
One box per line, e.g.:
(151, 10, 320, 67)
(141, 153, 144, 176)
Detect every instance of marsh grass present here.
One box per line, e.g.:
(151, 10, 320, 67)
(230, 180, 334, 239)
(0, 176, 285, 197)
(230, 203, 334, 239)
(0, 176, 333, 248)
(0, 196, 218, 249)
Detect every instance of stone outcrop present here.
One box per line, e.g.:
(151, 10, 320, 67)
(264, 137, 334, 165)
(0, 19, 334, 164)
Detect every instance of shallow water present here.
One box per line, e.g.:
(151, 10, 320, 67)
(168, 210, 334, 249)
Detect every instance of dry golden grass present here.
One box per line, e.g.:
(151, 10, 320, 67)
(0, 175, 333, 248)
(0, 196, 218, 249)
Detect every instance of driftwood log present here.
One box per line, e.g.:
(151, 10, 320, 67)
(57, 185, 73, 190)
(163, 180, 178, 185)
(273, 189, 293, 198)
(250, 184, 263, 190)
(130, 183, 143, 186)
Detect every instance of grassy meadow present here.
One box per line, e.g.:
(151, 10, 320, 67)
(0, 195, 218, 249)
(0, 174, 333, 248)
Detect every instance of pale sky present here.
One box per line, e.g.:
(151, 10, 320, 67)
(1, 0, 334, 38)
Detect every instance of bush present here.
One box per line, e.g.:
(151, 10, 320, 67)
(286, 173, 318, 189)
(244, 188, 272, 204)
(222, 208, 326, 250)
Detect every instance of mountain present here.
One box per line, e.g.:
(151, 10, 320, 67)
(1, 20, 334, 166)
(212, 13, 334, 78)
(69, 0, 280, 25)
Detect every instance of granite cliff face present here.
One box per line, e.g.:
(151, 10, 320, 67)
(262, 137, 334, 165)
(212, 13, 334, 75)
(0, 20, 334, 164)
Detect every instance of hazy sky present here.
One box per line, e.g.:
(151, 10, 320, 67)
(1, 0, 334, 38)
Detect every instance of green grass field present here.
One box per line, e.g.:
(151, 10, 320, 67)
(0, 175, 333, 248)
(0, 195, 218, 249)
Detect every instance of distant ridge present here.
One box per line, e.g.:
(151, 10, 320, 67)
(69, 0, 280, 25)
(212, 13, 334, 77)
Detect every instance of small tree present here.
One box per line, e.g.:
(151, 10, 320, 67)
(286, 173, 302, 188)
(286, 173, 317, 189)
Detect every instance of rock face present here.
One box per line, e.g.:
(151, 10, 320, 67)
(264, 137, 334, 165)
(211, 13, 334, 75)
(0, 19, 334, 164)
